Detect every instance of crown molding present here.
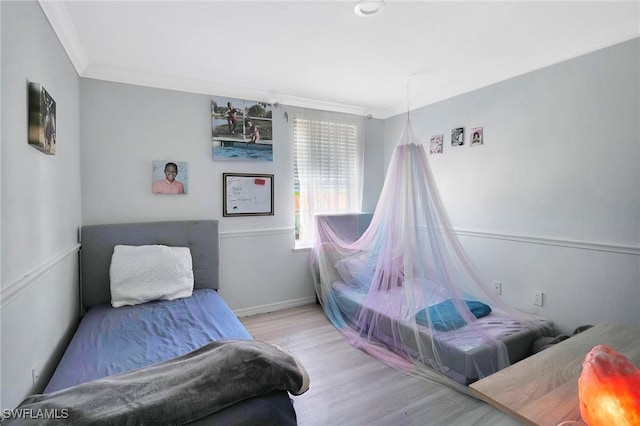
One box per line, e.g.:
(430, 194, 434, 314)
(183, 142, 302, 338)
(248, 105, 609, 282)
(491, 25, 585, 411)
(81, 63, 378, 118)
(36, 0, 380, 118)
(38, 0, 90, 75)
(39, 1, 638, 120)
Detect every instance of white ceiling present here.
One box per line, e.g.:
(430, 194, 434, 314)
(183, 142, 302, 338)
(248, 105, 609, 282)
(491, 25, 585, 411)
(40, 1, 639, 118)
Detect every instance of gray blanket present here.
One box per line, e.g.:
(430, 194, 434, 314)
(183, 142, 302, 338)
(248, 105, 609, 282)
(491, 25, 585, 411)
(3, 340, 309, 425)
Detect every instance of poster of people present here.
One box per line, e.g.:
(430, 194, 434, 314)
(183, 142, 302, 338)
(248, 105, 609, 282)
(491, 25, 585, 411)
(211, 96, 273, 161)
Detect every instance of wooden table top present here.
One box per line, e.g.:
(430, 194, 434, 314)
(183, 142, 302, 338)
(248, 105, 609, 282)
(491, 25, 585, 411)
(469, 323, 640, 426)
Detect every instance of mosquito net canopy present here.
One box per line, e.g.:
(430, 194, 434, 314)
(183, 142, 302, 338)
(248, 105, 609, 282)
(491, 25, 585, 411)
(311, 119, 551, 389)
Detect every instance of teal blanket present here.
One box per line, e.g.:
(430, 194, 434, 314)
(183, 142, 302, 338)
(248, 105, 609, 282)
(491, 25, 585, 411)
(415, 299, 492, 331)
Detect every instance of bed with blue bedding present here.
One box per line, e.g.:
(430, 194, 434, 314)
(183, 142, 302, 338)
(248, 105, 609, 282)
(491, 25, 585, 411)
(44, 289, 253, 393)
(316, 213, 553, 385)
(10, 220, 304, 425)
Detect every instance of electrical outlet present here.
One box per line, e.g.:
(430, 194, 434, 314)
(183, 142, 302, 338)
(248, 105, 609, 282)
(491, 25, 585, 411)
(493, 281, 502, 295)
(533, 290, 543, 307)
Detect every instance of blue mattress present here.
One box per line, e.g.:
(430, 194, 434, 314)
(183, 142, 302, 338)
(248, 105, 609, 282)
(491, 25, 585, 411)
(46, 289, 251, 393)
(43, 289, 297, 425)
(331, 282, 553, 384)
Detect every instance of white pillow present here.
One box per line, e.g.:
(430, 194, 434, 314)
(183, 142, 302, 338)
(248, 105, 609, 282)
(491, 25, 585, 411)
(110, 245, 194, 308)
(334, 256, 366, 283)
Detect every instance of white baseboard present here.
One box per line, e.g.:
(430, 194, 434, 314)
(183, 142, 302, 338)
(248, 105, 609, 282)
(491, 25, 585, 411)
(234, 296, 317, 318)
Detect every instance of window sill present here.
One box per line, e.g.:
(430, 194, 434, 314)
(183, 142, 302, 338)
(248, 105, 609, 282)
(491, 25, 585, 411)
(293, 242, 312, 252)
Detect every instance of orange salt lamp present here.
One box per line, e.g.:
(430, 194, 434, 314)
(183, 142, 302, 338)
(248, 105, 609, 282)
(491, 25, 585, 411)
(578, 344, 640, 426)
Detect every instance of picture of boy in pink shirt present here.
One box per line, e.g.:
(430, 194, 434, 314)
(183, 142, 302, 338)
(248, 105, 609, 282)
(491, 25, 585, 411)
(153, 162, 185, 194)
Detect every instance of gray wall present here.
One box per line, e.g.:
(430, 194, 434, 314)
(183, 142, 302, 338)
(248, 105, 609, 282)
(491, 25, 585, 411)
(384, 38, 639, 334)
(79, 78, 385, 315)
(1, 1, 82, 409)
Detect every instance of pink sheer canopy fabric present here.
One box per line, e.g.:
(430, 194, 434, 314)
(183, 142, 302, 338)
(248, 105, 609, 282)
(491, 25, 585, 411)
(311, 120, 551, 389)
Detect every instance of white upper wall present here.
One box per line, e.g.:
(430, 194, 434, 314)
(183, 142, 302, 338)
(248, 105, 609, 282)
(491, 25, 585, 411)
(1, 1, 82, 291)
(383, 38, 639, 333)
(79, 79, 384, 230)
(1, 0, 82, 409)
(78, 78, 384, 318)
(385, 38, 639, 247)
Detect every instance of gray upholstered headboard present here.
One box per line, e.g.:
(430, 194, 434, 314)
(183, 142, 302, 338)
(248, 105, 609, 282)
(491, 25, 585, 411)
(316, 213, 374, 242)
(80, 220, 219, 310)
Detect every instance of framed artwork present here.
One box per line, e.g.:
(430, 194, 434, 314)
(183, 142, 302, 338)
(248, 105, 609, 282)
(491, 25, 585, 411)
(28, 82, 56, 155)
(470, 127, 484, 146)
(152, 160, 189, 194)
(212, 96, 274, 162)
(451, 127, 464, 146)
(429, 134, 443, 154)
(223, 173, 274, 216)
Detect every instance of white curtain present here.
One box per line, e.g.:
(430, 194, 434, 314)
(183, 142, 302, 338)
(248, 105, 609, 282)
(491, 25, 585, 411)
(291, 107, 364, 248)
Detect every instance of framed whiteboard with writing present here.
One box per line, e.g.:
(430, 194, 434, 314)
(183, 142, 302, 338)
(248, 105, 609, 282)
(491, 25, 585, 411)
(223, 173, 274, 216)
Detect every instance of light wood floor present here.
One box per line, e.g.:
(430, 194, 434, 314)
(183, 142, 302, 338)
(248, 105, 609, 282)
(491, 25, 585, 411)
(240, 304, 524, 426)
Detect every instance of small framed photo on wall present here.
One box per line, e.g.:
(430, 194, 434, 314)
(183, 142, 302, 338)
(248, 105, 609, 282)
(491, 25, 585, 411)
(470, 127, 483, 146)
(152, 160, 189, 194)
(28, 82, 56, 155)
(451, 127, 464, 146)
(429, 135, 443, 154)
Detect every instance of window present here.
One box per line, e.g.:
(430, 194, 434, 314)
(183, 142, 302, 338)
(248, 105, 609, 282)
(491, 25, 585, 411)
(293, 110, 363, 248)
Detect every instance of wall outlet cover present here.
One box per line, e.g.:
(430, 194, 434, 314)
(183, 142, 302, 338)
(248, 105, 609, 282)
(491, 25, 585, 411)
(533, 290, 543, 307)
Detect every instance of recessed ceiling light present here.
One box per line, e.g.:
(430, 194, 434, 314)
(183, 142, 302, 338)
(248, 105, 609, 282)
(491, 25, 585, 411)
(354, 0, 386, 18)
